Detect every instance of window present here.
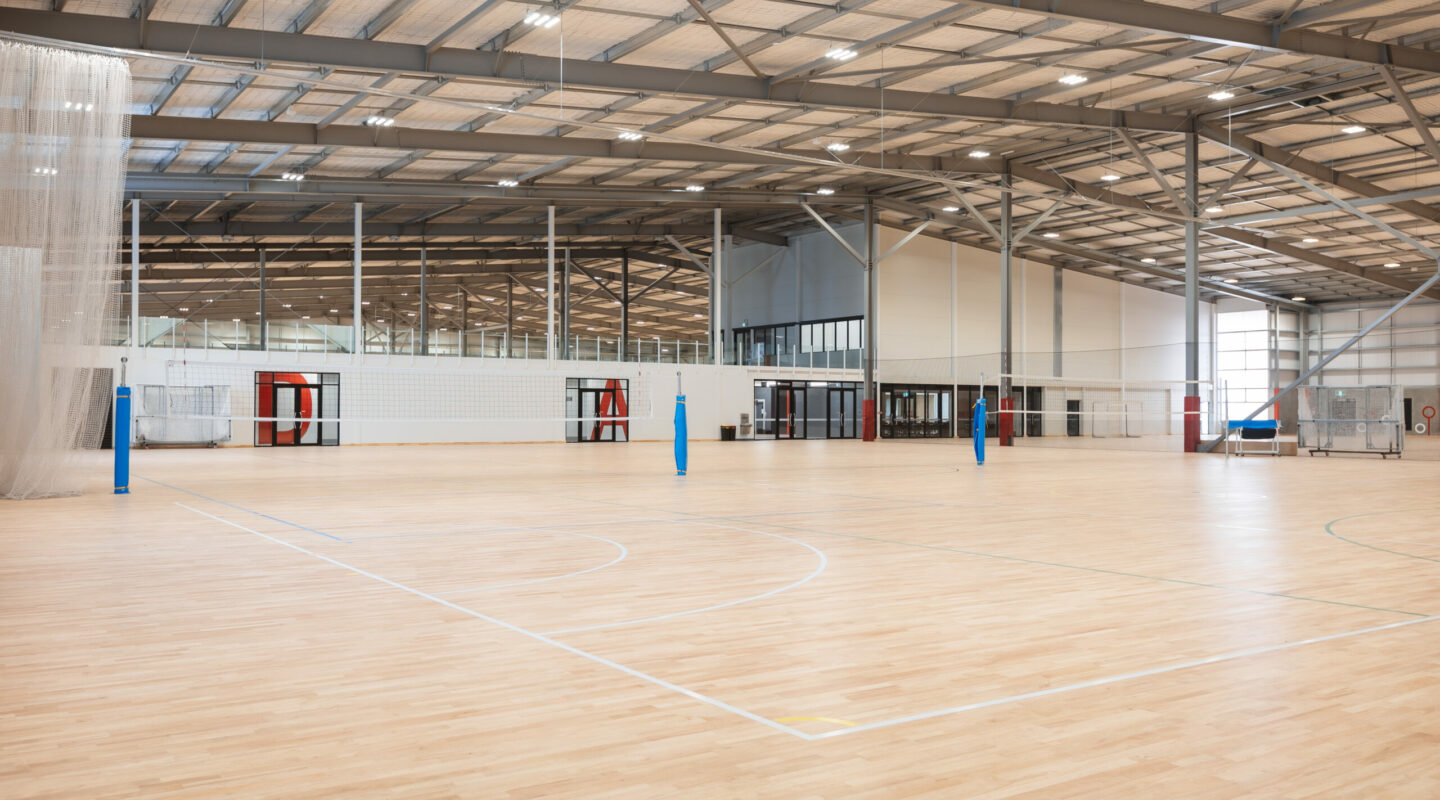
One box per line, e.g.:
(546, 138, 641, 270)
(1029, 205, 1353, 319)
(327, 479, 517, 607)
(1216, 309, 1273, 420)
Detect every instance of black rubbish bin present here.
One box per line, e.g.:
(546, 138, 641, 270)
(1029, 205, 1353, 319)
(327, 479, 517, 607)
(719, 425, 736, 441)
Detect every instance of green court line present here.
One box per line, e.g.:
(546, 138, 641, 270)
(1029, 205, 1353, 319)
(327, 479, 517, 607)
(723, 517, 1430, 618)
(1324, 509, 1440, 566)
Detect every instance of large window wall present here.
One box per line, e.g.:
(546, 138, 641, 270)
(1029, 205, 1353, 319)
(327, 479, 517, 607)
(731, 316, 863, 367)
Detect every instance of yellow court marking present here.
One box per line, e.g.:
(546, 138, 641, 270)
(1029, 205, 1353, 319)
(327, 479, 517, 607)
(775, 716, 858, 727)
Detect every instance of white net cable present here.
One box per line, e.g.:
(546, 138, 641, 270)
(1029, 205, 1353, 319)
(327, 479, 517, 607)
(980, 373, 1216, 450)
(0, 43, 129, 499)
(155, 361, 656, 424)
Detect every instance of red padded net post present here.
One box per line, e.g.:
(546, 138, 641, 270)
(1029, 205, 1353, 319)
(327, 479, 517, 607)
(999, 397, 1014, 446)
(1184, 395, 1200, 452)
(862, 398, 876, 441)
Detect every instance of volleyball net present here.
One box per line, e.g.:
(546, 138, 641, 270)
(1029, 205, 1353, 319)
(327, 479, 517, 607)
(136, 360, 656, 446)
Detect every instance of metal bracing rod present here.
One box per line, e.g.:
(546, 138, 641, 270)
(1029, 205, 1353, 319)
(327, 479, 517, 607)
(631, 264, 684, 302)
(1214, 136, 1440, 261)
(800, 204, 867, 267)
(1214, 186, 1440, 226)
(571, 261, 622, 302)
(875, 220, 934, 264)
(1199, 261, 1440, 452)
(1119, 129, 1187, 212)
(664, 234, 711, 274)
(1013, 196, 1067, 243)
(683, 0, 766, 80)
(1200, 158, 1257, 211)
(945, 185, 1002, 242)
(1379, 67, 1440, 171)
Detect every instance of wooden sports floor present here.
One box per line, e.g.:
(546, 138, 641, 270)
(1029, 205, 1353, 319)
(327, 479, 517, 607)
(4, 441, 1439, 798)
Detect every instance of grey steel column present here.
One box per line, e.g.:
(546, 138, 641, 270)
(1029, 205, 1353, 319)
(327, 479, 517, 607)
(459, 286, 467, 357)
(419, 246, 428, 355)
(130, 198, 139, 348)
(352, 202, 362, 355)
(1053, 266, 1063, 377)
(864, 200, 877, 401)
(999, 167, 1012, 398)
(505, 278, 513, 357)
(620, 250, 630, 361)
(561, 246, 570, 359)
(713, 208, 723, 364)
(1185, 131, 1200, 396)
(257, 247, 266, 350)
(546, 204, 556, 360)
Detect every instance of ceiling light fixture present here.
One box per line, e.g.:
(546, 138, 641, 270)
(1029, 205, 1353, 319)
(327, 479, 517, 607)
(968, 149, 990, 158)
(1058, 74, 1087, 86)
(815, 187, 835, 195)
(1224, 278, 1238, 284)
(524, 11, 560, 28)
(825, 142, 850, 152)
(364, 115, 396, 127)
(684, 184, 705, 192)
(497, 179, 519, 187)
(1206, 206, 1224, 213)
(1292, 296, 1307, 301)
(1341, 125, 1365, 134)
(32, 166, 58, 176)
(1302, 237, 1320, 243)
(1384, 262, 1401, 268)
(1207, 90, 1235, 101)
(826, 48, 858, 61)
(1141, 257, 1156, 263)
(942, 205, 960, 212)
(1043, 232, 1060, 239)
(1100, 174, 1120, 182)
(617, 131, 644, 141)
(280, 172, 305, 181)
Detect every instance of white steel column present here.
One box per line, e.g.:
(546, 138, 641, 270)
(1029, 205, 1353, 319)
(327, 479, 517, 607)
(1185, 132, 1200, 396)
(547, 205, 556, 360)
(353, 202, 362, 356)
(130, 198, 139, 349)
(713, 208, 723, 364)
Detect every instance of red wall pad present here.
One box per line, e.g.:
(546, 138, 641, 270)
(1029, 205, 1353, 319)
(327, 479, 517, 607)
(1184, 395, 1201, 453)
(862, 399, 876, 442)
(999, 397, 1014, 446)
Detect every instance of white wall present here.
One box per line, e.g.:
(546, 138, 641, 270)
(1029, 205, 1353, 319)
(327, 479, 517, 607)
(106, 347, 856, 446)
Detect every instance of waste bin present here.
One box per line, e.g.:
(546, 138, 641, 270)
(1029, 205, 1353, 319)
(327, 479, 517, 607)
(719, 425, 736, 441)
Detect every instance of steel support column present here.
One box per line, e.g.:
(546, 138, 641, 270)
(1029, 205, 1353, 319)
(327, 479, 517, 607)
(257, 247, 266, 350)
(620, 251, 630, 361)
(862, 200, 877, 441)
(1053, 267, 1063, 377)
(1183, 130, 1201, 451)
(561, 245, 570, 359)
(999, 167, 1014, 446)
(713, 208, 723, 365)
(546, 204, 555, 360)
(419, 246, 428, 355)
(352, 201, 362, 355)
(130, 198, 139, 349)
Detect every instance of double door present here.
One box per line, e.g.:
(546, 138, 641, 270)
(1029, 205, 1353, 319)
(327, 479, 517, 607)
(265, 384, 321, 446)
(883, 387, 949, 438)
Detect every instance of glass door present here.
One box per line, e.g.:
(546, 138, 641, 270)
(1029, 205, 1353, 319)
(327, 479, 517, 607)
(828, 387, 856, 438)
(780, 383, 806, 439)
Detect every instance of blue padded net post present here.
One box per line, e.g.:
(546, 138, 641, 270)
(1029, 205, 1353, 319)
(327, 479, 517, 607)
(674, 372, 687, 476)
(972, 398, 986, 466)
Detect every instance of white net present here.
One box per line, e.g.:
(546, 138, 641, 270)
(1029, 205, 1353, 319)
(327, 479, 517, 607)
(1298, 385, 1404, 456)
(156, 360, 655, 425)
(985, 374, 1215, 452)
(134, 385, 232, 446)
(0, 43, 129, 499)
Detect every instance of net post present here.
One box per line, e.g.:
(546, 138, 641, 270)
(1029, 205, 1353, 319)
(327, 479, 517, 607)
(999, 396, 1014, 446)
(114, 357, 130, 495)
(1184, 395, 1200, 452)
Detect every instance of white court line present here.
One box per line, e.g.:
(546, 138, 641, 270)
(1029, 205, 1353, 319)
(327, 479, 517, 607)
(173, 502, 811, 741)
(539, 520, 829, 636)
(438, 530, 629, 595)
(810, 613, 1440, 739)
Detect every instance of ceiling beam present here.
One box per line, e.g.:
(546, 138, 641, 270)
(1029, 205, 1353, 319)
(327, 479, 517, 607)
(953, 0, 1440, 77)
(6, 9, 1191, 132)
(132, 220, 773, 241)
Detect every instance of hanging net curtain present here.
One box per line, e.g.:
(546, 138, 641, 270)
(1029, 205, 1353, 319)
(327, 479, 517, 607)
(0, 43, 130, 499)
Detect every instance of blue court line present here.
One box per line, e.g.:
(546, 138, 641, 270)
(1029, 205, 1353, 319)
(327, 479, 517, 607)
(175, 502, 808, 741)
(141, 475, 347, 542)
